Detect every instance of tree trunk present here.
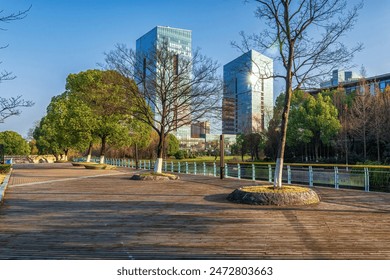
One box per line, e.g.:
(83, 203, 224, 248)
(134, 142, 139, 169)
(363, 125, 367, 161)
(274, 68, 294, 187)
(314, 142, 319, 162)
(64, 149, 68, 161)
(274, 88, 292, 188)
(154, 132, 164, 173)
(99, 136, 106, 164)
(377, 133, 381, 162)
(86, 141, 93, 162)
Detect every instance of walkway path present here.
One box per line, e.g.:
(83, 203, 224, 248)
(1, 163, 390, 259)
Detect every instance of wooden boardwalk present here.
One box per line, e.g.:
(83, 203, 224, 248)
(1, 163, 390, 259)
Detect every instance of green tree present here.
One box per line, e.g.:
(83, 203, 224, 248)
(0, 130, 30, 155)
(243, 133, 265, 161)
(166, 134, 179, 157)
(231, 134, 246, 161)
(288, 92, 341, 162)
(66, 70, 151, 163)
(34, 92, 96, 160)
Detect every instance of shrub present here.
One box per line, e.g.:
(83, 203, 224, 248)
(174, 150, 185, 160)
(0, 164, 11, 174)
(174, 150, 192, 160)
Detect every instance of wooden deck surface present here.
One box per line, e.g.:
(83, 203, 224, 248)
(1, 163, 390, 259)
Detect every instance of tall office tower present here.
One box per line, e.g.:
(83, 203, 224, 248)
(222, 50, 273, 135)
(136, 26, 192, 140)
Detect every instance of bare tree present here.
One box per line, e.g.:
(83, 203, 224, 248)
(104, 41, 222, 172)
(349, 75, 371, 161)
(236, 0, 362, 187)
(1, 6, 31, 83)
(369, 87, 386, 162)
(0, 95, 34, 123)
(0, 6, 33, 123)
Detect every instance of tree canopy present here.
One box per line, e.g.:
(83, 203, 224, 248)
(0, 130, 30, 155)
(34, 92, 96, 160)
(288, 91, 341, 161)
(65, 69, 151, 163)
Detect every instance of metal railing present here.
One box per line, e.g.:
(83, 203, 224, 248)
(75, 157, 390, 193)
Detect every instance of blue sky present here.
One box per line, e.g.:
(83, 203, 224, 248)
(1, 0, 389, 137)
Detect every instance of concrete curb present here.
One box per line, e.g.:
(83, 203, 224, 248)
(0, 168, 12, 204)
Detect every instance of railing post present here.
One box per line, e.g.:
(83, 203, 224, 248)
(178, 162, 181, 173)
(213, 162, 216, 177)
(194, 162, 197, 175)
(164, 161, 167, 172)
(334, 166, 339, 189)
(309, 166, 313, 187)
(237, 163, 241, 179)
(268, 164, 272, 183)
(203, 162, 206, 176)
(287, 165, 291, 184)
(225, 163, 228, 178)
(185, 162, 189, 174)
(252, 164, 255, 181)
(148, 160, 150, 170)
(364, 167, 370, 192)
(171, 161, 174, 172)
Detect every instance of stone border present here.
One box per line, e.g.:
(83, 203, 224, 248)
(0, 168, 12, 204)
(227, 186, 320, 206)
(131, 173, 180, 181)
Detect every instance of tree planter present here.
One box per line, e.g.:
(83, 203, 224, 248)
(131, 172, 179, 181)
(84, 164, 116, 170)
(72, 162, 97, 167)
(227, 185, 320, 206)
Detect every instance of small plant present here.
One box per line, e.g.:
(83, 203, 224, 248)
(0, 164, 11, 174)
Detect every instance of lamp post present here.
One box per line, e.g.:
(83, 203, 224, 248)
(220, 134, 224, 179)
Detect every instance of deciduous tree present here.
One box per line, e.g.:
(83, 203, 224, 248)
(0, 6, 33, 123)
(238, 0, 362, 187)
(104, 41, 222, 173)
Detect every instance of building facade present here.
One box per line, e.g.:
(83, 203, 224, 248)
(191, 121, 210, 138)
(136, 26, 192, 140)
(320, 69, 361, 88)
(311, 71, 390, 95)
(222, 50, 273, 135)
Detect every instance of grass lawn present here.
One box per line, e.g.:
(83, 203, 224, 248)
(0, 174, 5, 185)
(172, 155, 251, 162)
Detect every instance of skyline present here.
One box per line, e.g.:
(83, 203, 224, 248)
(1, 0, 389, 138)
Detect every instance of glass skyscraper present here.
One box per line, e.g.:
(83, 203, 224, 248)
(222, 50, 273, 135)
(136, 26, 192, 140)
